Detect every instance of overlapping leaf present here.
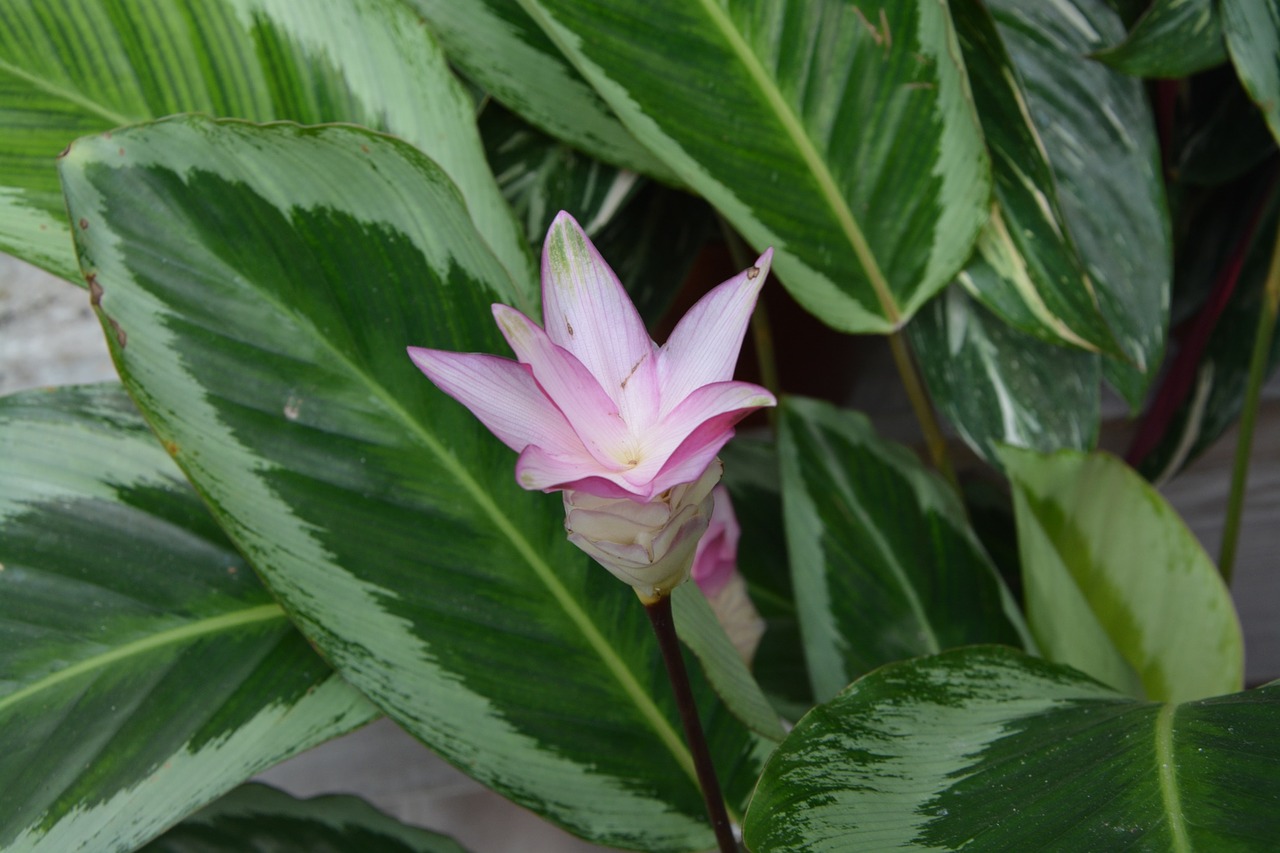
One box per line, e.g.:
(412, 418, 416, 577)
(0, 0, 533, 301)
(513, 0, 991, 333)
(777, 397, 1026, 703)
(0, 384, 377, 853)
(988, 0, 1171, 408)
(743, 646, 1280, 851)
(910, 285, 1100, 466)
(142, 783, 467, 853)
(1000, 447, 1243, 702)
(59, 116, 766, 852)
(1223, 0, 1280, 145)
(1095, 0, 1226, 78)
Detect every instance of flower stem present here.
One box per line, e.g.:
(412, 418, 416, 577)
(1219, 217, 1280, 584)
(888, 331, 960, 493)
(644, 595, 738, 853)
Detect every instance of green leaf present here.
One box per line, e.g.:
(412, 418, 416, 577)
(478, 101, 714, 326)
(671, 583, 786, 742)
(142, 783, 468, 853)
(1223, 0, 1280, 146)
(514, 0, 991, 333)
(999, 447, 1243, 702)
(777, 397, 1027, 704)
(405, 0, 672, 181)
(951, 1, 1117, 355)
(1095, 0, 1227, 78)
(743, 645, 1280, 852)
(58, 116, 764, 852)
(0, 384, 377, 853)
(0, 0, 533, 302)
(910, 285, 1100, 466)
(988, 0, 1171, 408)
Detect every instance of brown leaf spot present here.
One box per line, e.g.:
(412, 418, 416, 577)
(565, 317, 574, 337)
(746, 266, 760, 280)
(87, 274, 103, 306)
(361, 144, 370, 154)
(109, 317, 127, 348)
(57, 143, 71, 159)
(164, 439, 179, 456)
(118, 147, 125, 156)
(78, 218, 89, 230)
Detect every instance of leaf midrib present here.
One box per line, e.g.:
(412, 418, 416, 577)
(0, 57, 137, 128)
(1155, 703, 1191, 853)
(0, 604, 284, 715)
(694, 0, 899, 323)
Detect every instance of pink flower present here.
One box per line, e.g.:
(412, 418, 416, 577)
(407, 211, 775, 599)
(407, 211, 775, 503)
(692, 485, 766, 665)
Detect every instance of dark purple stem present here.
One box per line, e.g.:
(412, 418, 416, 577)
(645, 595, 737, 853)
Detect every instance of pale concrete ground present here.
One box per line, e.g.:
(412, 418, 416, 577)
(4, 253, 1278, 848)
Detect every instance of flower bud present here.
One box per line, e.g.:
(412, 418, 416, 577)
(564, 460, 722, 603)
(692, 485, 766, 665)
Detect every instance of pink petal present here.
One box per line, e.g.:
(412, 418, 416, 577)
(406, 347, 580, 454)
(658, 248, 773, 417)
(492, 305, 635, 470)
(540, 212, 660, 429)
(515, 445, 640, 498)
(642, 382, 775, 494)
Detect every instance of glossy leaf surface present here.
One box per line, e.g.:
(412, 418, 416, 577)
(142, 783, 467, 853)
(1095, 0, 1226, 78)
(988, 0, 1171, 408)
(0, 384, 377, 853)
(1000, 447, 1243, 702)
(744, 645, 1280, 852)
(910, 285, 1099, 467)
(516, 0, 991, 333)
(0, 0, 533, 300)
(59, 117, 763, 851)
(777, 397, 1026, 703)
(1223, 0, 1280, 145)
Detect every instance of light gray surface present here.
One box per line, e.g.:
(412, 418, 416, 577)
(3, 252, 1277, 849)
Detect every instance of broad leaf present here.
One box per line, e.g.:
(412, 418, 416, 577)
(405, 0, 671, 181)
(0, 384, 377, 853)
(743, 645, 1280, 852)
(988, 0, 1171, 408)
(0, 0, 533, 301)
(142, 783, 467, 853)
(515, 0, 991, 333)
(777, 397, 1026, 703)
(1095, 0, 1226, 78)
(951, 1, 1116, 355)
(1000, 447, 1243, 702)
(910, 285, 1100, 466)
(1223, 0, 1280, 145)
(59, 117, 765, 852)
(478, 101, 714, 326)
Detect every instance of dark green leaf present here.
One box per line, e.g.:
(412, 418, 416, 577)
(59, 117, 765, 851)
(0, 0, 533, 300)
(1223, 0, 1280, 145)
(743, 645, 1280, 852)
(515, 0, 991, 333)
(777, 397, 1027, 703)
(0, 384, 377, 853)
(1095, 0, 1227, 78)
(910, 285, 1100, 467)
(1000, 447, 1243, 701)
(406, 0, 672, 180)
(142, 783, 467, 853)
(988, 0, 1172, 409)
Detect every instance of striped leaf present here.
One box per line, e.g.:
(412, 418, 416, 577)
(1223, 0, 1280, 146)
(1000, 447, 1243, 702)
(949, 1, 1117, 356)
(404, 0, 671, 181)
(58, 117, 766, 851)
(988, 0, 1171, 408)
(143, 783, 467, 853)
(0, 0, 533, 303)
(0, 384, 377, 853)
(1095, 0, 1227, 78)
(777, 397, 1027, 704)
(514, 0, 991, 333)
(910, 285, 1100, 467)
(743, 645, 1280, 852)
